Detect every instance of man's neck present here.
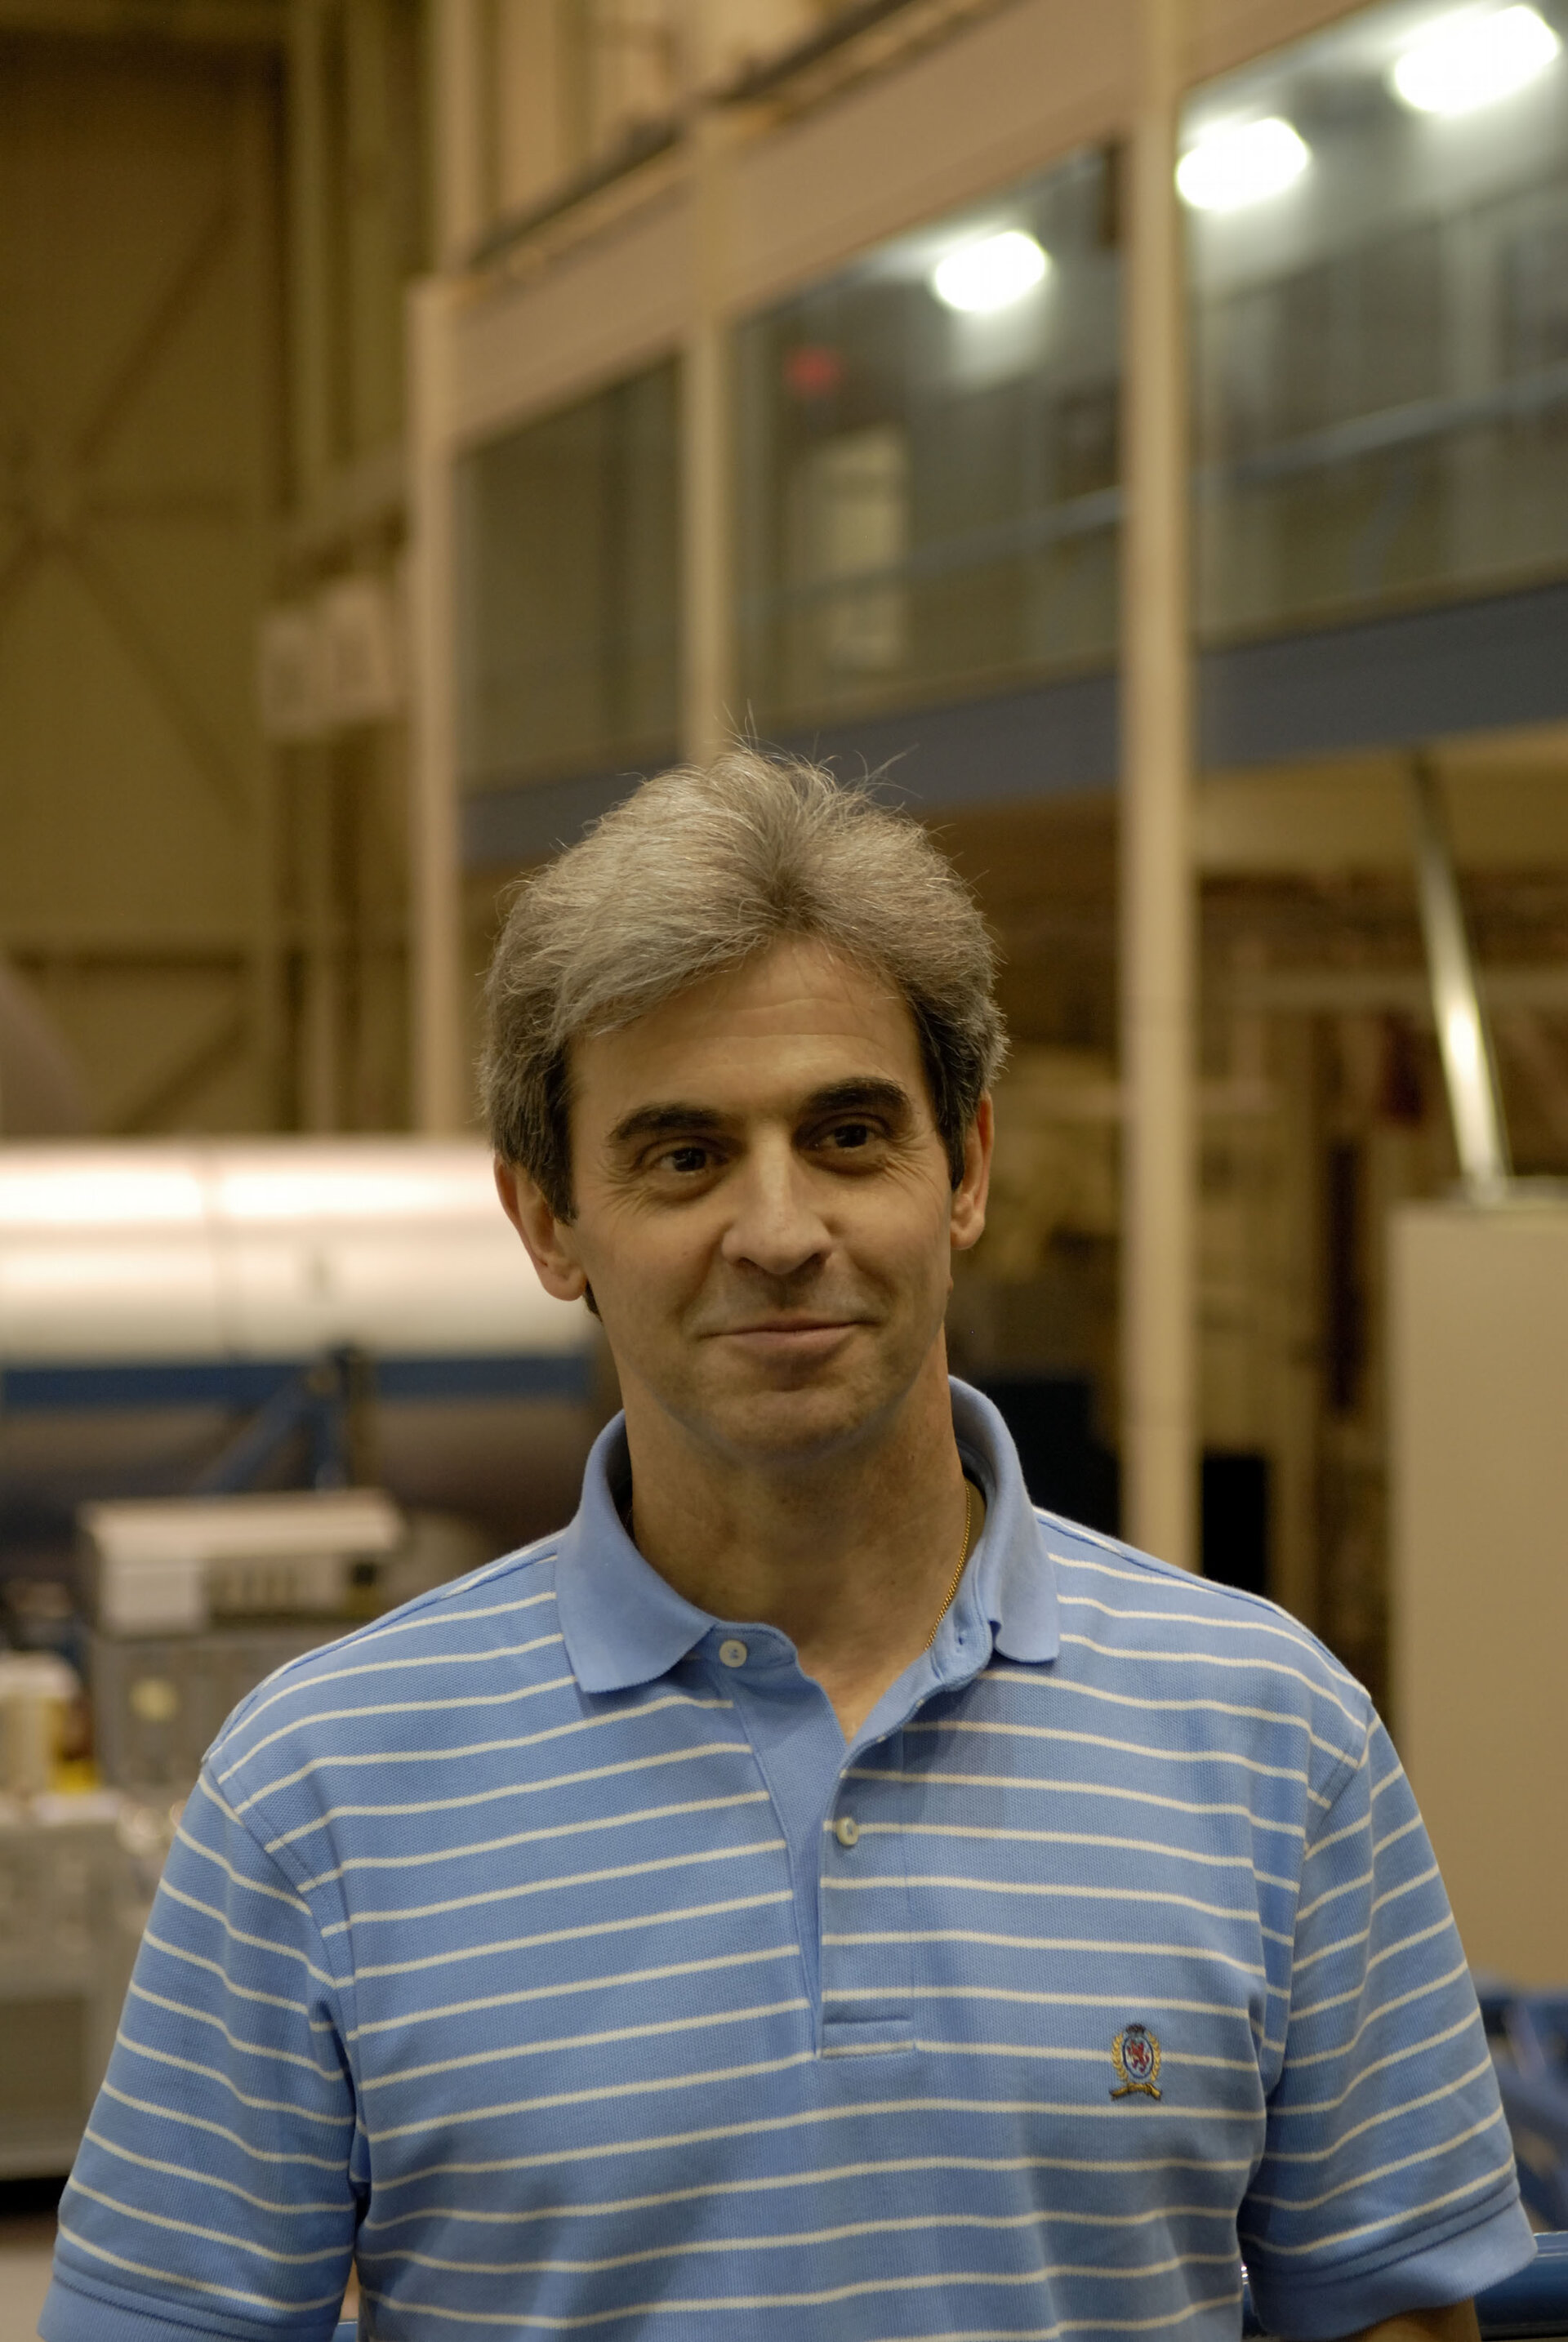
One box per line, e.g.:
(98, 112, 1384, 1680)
(621, 1360, 977, 1740)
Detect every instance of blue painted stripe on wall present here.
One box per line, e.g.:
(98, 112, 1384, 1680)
(459, 577, 1568, 865)
(0, 1353, 594, 1412)
(1199, 577, 1568, 768)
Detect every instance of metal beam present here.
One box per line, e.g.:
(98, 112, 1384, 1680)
(1119, 0, 1196, 1571)
(287, 0, 332, 501)
(296, 744, 341, 1133)
(1408, 753, 1512, 1193)
(405, 276, 468, 1132)
(278, 440, 404, 566)
(0, 0, 283, 39)
(679, 108, 737, 765)
(343, 0, 402, 455)
(432, 0, 488, 269)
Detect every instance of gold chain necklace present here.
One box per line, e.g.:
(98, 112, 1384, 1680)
(924, 1479, 974, 1652)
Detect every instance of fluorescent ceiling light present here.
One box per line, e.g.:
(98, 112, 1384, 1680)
(931, 230, 1049, 314)
(1176, 117, 1312, 211)
(1391, 5, 1560, 114)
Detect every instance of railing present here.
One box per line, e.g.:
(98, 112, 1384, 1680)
(737, 354, 1568, 634)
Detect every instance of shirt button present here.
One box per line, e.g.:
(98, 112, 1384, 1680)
(834, 1815, 860, 1848)
(718, 1638, 748, 1668)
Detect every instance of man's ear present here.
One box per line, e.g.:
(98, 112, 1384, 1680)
(493, 1158, 590, 1304)
(949, 1093, 993, 1255)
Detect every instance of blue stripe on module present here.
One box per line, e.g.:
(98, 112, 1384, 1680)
(0, 1353, 594, 1411)
(372, 1354, 593, 1403)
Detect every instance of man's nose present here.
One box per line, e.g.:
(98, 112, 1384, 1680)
(719, 1142, 831, 1279)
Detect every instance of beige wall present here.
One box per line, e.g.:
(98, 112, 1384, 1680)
(0, 4, 425, 1139)
(0, 33, 284, 1133)
(1391, 1201, 1568, 1985)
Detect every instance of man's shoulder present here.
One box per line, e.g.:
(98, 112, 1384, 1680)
(203, 1530, 572, 1810)
(1030, 1504, 1371, 1741)
(236, 1529, 566, 1699)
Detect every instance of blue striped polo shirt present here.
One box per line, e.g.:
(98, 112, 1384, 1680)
(45, 1380, 1532, 2342)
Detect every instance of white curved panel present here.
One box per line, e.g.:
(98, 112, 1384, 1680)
(0, 1239, 223, 1359)
(0, 1140, 588, 1365)
(0, 1155, 207, 1229)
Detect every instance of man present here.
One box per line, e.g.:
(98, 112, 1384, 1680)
(46, 752, 1531, 2342)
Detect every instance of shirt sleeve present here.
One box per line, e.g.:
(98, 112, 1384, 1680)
(1241, 1713, 1535, 2340)
(41, 1767, 362, 2342)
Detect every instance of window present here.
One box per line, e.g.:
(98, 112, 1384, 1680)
(455, 360, 680, 796)
(736, 148, 1121, 734)
(1188, 0, 1568, 636)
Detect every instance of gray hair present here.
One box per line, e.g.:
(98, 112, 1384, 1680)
(482, 748, 1006, 1218)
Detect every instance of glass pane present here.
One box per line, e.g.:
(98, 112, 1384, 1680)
(736, 148, 1122, 736)
(455, 360, 680, 794)
(1188, 0, 1568, 641)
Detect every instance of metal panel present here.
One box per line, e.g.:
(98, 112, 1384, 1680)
(0, 1140, 590, 1366)
(0, 1807, 141, 2177)
(90, 1625, 341, 1791)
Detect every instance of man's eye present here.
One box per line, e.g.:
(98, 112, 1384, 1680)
(822, 1122, 875, 1151)
(655, 1145, 713, 1176)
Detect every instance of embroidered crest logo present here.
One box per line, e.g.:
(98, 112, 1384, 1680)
(1110, 2023, 1162, 2099)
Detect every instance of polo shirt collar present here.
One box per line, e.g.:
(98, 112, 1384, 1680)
(952, 1377, 1059, 1666)
(554, 1375, 1059, 1695)
(553, 1424, 712, 1693)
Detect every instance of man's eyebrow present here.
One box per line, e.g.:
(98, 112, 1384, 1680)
(606, 1102, 731, 1151)
(605, 1079, 915, 1153)
(799, 1078, 915, 1123)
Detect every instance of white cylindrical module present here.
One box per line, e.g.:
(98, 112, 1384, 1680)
(0, 1139, 589, 1368)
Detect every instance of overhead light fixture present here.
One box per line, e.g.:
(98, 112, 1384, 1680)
(1176, 117, 1312, 212)
(930, 230, 1049, 314)
(1391, 4, 1560, 114)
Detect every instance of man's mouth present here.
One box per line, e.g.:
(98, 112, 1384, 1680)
(724, 1317, 851, 1334)
(709, 1317, 863, 1351)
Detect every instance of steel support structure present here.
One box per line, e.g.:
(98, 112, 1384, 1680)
(680, 108, 737, 765)
(1120, 0, 1196, 1570)
(1408, 755, 1512, 1193)
(286, 0, 331, 501)
(406, 274, 468, 1133)
(431, 0, 488, 269)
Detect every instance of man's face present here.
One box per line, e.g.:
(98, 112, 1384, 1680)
(500, 935, 991, 1473)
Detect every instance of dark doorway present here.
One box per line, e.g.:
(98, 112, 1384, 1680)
(1201, 1451, 1272, 1598)
(973, 1374, 1120, 1535)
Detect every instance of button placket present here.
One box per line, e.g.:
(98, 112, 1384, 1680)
(820, 1736, 913, 2055)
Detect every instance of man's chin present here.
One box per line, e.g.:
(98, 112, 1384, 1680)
(693, 1361, 911, 1467)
